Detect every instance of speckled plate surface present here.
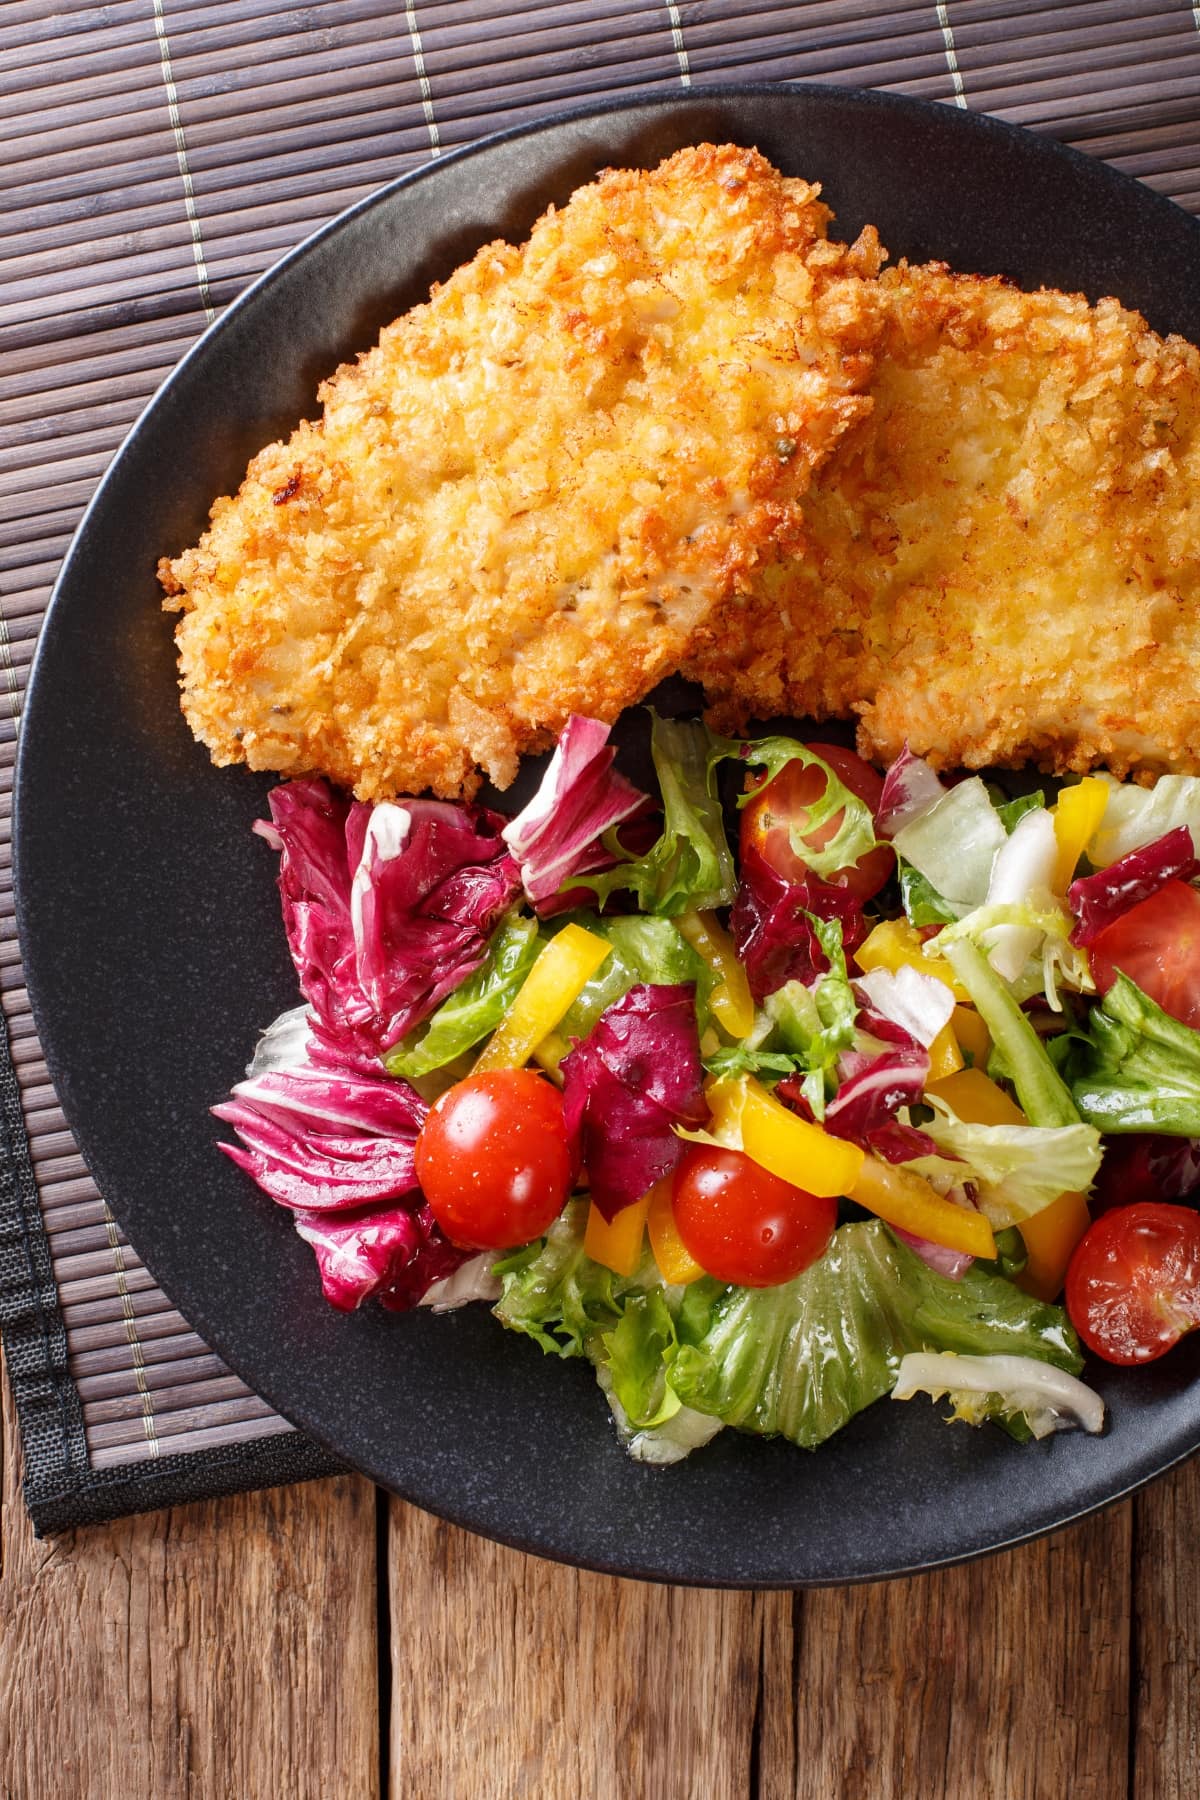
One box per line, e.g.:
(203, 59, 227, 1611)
(15, 86, 1200, 1586)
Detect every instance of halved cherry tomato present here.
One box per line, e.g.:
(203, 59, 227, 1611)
(671, 1144, 837, 1287)
(1088, 880, 1200, 1029)
(740, 742, 894, 901)
(1065, 1202, 1200, 1365)
(415, 1070, 572, 1250)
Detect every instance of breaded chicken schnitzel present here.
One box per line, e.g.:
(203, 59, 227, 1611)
(692, 263, 1200, 781)
(160, 144, 884, 800)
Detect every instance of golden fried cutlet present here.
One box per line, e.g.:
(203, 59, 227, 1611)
(692, 263, 1200, 781)
(160, 144, 884, 800)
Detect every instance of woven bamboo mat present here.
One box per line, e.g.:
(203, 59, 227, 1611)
(3, 0, 1200, 1531)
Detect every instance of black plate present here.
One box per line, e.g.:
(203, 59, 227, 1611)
(16, 86, 1200, 1587)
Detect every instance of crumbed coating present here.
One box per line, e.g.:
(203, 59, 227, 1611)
(691, 263, 1200, 782)
(160, 143, 884, 800)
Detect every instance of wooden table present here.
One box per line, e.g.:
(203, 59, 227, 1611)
(3, 1357, 1195, 1798)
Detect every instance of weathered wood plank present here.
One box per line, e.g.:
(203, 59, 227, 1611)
(781, 1507, 1132, 1799)
(387, 1497, 788, 1798)
(0, 1365, 380, 1800)
(1132, 1455, 1200, 1800)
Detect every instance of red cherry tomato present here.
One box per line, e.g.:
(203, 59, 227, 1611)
(740, 741, 894, 901)
(1088, 880, 1200, 1029)
(1065, 1202, 1200, 1365)
(671, 1145, 837, 1287)
(415, 1070, 572, 1251)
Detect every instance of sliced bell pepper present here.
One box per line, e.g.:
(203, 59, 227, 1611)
(951, 1005, 991, 1068)
(475, 923, 610, 1072)
(707, 1075, 865, 1198)
(584, 1191, 651, 1277)
(927, 1022, 964, 1082)
(677, 909, 756, 1038)
(926, 1067, 1090, 1291)
(531, 1029, 571, 1081)
(1017, 1190, 1091, 1301)
(849, 1155, 997, 1259)
(647, 1177, 706, 1285)
(853, 917, 969, 1001)
(927, 1065, 1025, 1127)
(1051, 775, 1110, 892)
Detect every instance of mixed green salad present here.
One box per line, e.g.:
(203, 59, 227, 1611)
(215, 714, 1200, 1462)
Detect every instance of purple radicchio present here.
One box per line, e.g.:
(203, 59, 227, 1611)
(561, 983, 709, 1221)
(1068, 826, 1200, 947)
(779, 1009, 936, 1165)
(213, 1064, 428, 1211)
(216, 1062, 468, 1309)
(293, 1199, 467, 1312)
(258, 778, 521, 1062)
(876, 746, 947, 839)
(501, 714, 651, 912)
(731, 841, 866, 1003)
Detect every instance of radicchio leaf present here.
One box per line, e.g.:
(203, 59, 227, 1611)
(1090, 1132, 1200, 1213)
(214, 1065, 427, 1212)
(561, 983, 708, 1221)
(731, 841, 866, 1003)
(1068, 827, 1200, 947)
(877, 747, 947, 838)
(293, 1199, 466, 1312)
(853, 964, 956, 1049)
(260, 778, 521, 1061)
(501, 714, 650, 910)
(777, 1007, 936, 1163)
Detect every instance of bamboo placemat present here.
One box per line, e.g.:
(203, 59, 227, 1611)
(3, 0, 1200, 1532)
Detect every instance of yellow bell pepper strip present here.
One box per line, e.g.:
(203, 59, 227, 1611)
(925, 1067, 1090, 1291)
(1051, 775, 1110, 893)
(677, 909, 756, 1038)
(474, 924, 610, 1072)
(647, 1177, 707, 1285)
(853, 917, 969, 1002)
(849, 1156, 997, 1259)
(531, 1029, 571, 1082)
(927, 1023, 964, 1083)
(584, 1190, 652, 1278)
(1017, 1190, 1091, 1301)
(951, 1005, 991, 1069)
(926, 1066, 1025, 1128)
(708, 1075, 865, 1198)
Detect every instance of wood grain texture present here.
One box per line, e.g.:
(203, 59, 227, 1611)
(0, 1364, 380, 1800)
(1133, 1457, 1200, 1800)
(386, 1497, 790, 1799)
(787, 1508, 1133, 1799)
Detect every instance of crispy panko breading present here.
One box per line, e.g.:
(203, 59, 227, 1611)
(691, 263, 1200, 780)
(160, 144, 884, 800)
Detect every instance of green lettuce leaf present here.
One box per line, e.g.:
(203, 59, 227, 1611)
(1071, 972, 1200, 1134)
(384, 913, 539, 1080)
(908, 1100, 1103, 1227)
(493, 1202, 628, 1358)
(669, 1221, 1080, 1447)
(579, 715, 735, 916)
(995, 790, 1047, 834)
(898, 858, 965, 928)
(602, 1290, 683, 1428)
(939, 937, 1082, 1127)
(718, 734, 880, 880)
